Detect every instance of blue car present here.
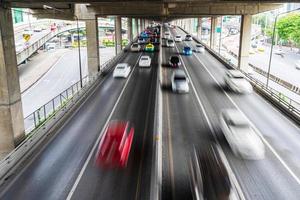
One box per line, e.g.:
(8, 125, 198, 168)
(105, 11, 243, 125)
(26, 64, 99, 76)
(183, 46, 193, 55)
(140, 32, 149, 39)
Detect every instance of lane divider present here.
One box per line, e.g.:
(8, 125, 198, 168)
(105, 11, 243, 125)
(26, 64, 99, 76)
(66, 52, 143, 200)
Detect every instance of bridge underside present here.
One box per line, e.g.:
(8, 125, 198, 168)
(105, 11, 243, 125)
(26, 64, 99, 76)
(4, 0, 285, 20)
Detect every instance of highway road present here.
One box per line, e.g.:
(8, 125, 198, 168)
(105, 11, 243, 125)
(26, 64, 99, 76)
(1, 25, 299, 200)
(163, 26, 300, 200)
(0, 43, 159, 200)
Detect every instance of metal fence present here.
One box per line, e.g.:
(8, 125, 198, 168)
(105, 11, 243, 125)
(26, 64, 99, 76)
(23, 51, 124, 134)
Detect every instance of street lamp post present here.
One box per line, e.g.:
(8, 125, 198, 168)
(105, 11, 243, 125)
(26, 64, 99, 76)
(43, 5, 83, 88)
(266, 8, 300, 88)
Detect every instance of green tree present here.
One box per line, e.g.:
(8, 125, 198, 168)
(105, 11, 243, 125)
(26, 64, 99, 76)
(276, 13, 300, 51)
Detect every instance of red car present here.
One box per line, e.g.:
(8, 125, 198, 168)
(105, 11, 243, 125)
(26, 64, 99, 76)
(95, 121, 134, 168)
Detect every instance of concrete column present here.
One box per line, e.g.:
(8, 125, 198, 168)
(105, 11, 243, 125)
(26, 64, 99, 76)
(0, 7, 25, 158)
(210, 16, 218, 49)
(135, 18, 139, 36)
(238, 15, 252, 71)
(127, 17, 133, 42)
(197, 18, 202, 39)
(86, 18, 100, 75)
(115, 16, 122, 55)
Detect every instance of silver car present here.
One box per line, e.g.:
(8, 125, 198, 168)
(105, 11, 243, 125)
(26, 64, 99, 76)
(224, 70, 253, 93)
(130, 43, 141, 52)
(171, 69, 189, 93)
(166, 39, 175, 47)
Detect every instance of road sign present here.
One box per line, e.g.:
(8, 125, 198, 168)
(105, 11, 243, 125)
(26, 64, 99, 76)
(23, 34, 31, 42)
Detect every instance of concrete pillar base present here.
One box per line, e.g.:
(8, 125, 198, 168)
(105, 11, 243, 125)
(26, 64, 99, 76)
(86, 18, 100, 75)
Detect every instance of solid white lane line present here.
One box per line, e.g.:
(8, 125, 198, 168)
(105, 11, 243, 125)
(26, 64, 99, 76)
(66, 52, 143, 200)
(172, 35, 246, 200)
(192, 52, 300, 185)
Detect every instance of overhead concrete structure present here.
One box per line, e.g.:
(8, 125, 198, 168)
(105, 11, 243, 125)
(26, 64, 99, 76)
(4, 1, 283, 21)
(86, 17, 100, 75)
(0, 6, 25, 158)
(238, 14, 252, 72)
(115, 16, 122, 55)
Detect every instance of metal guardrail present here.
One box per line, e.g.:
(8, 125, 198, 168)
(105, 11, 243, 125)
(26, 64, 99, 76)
(0, 39, 133, 183)
(24, 53, 124, 134)
(177, 26, 300, 121)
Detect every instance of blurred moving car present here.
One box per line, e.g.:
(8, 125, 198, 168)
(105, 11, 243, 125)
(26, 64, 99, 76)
(139, 55, 151, 67)
(195, 44, 205, 53)
(169, 55, 181, 68)
(174, 35, 182, 42)
(166, 39, 175, 47)
(224, 70, 253, 93)
(138, 38, 145, 44)
(295, 60, 300, 70)
(164, 32, 171, 39)
(95, 121, 134, 168)
(189, 145, 233, 200)
(185, 34, 192, 41)
(145, 43, 155, 52)
(130, 43, 141, 52)
(183, 46, 193, 55)
(220, 109, 265, 160)
(113, 63, 131, 78)
(171, 69, 189, 93)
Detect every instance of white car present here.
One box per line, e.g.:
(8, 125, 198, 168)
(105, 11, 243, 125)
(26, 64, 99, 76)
(174, 35, 182, 42)
(219, 109, 265, 160)
(224, 70, 253, 93)
(195, 44, 205, 53)
(164, 32, 171, 39)
(274, 49, 285, 56)
(185, 34, 192, 41)
(171, 69, 189, 93)
(33, 27, 43, 32)
(23, 29, 33, 36)
(166, 39, 175, 47)
(295, 60, 300, 70)
(113, 63, 131, 78)
(130, 43, 141, 52)
(139, 56, 151, 67)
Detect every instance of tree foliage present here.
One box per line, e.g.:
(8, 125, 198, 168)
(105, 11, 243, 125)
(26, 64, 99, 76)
(276, 13, 300, 47)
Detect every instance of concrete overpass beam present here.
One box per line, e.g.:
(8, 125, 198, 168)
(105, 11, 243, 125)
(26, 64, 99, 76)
(0, 6, 25, 158)
(127, 17, 133, 42)
(115, 16, 122, 55)
(86, 18, 100, 75)
(210, 16, 218, 49)
(238, 14, 252, 72)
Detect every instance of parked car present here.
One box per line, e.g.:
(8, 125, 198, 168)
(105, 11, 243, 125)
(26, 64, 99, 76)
(130, 43, 141, 52)
(224, 70, 253, 93)
(139, 55, 151, 67)
(23, 29, 33, 36)
(195, 44, 205, 53)
(171, 69, 189, 93)
(166, 39, 175, 47)
(145, 43, 155, 52)
(189, 144, 233, 200)
(33, 26, 43, 32)
(185, 34, 192, 41)
(169, 55, 181, 68)
(95, 121, 134, 168)
(113, 63, 131, 78)
(183, 46, 193, 55)
(174, 35, 182, 42)
(219, 109, 265, 160)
